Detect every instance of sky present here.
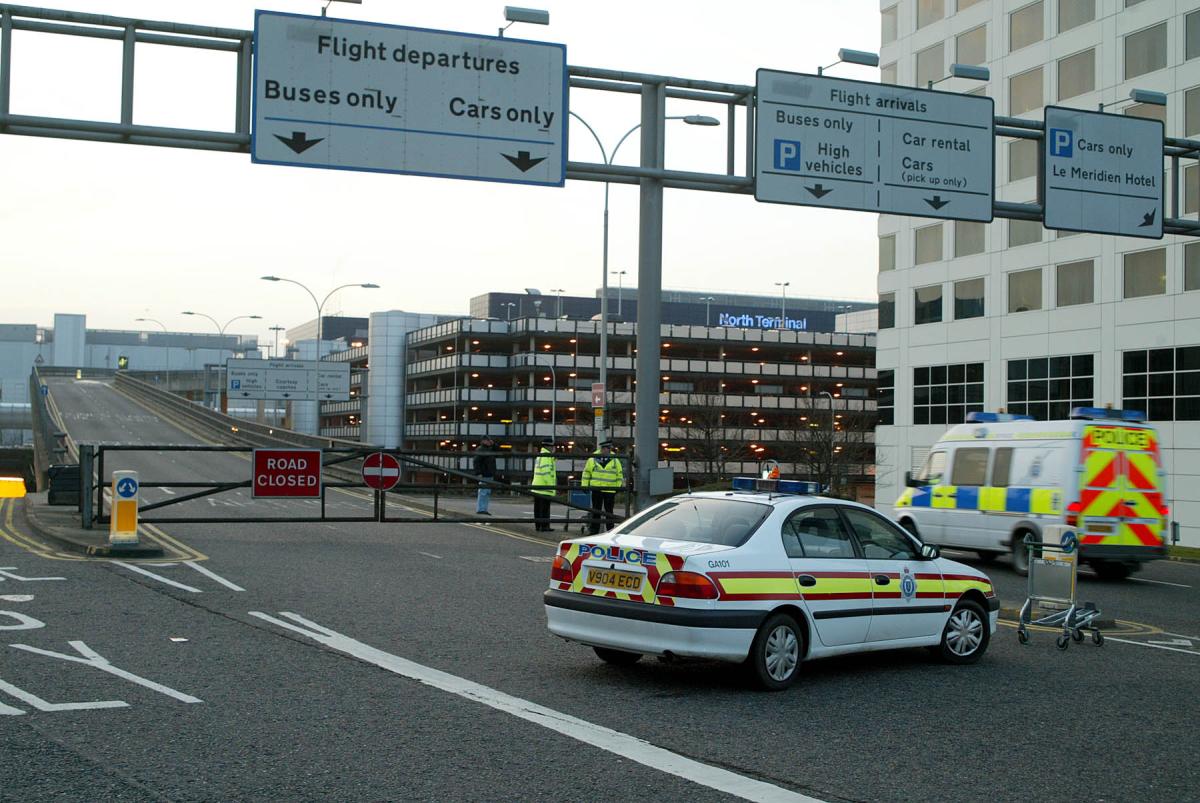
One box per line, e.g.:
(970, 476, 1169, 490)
(0, 0, 883, 347)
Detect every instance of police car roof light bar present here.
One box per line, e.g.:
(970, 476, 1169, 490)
(965, 411, 1035, 423)
(731, 477, 823, 495)
(1069, 406, 1146, 422)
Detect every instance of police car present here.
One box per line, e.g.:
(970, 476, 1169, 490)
(544, 478, 998, 690)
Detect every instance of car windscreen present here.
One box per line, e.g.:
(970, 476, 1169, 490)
(620, 497, 772, 547)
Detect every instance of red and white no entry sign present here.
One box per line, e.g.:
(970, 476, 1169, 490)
(361, 452, 401, 491)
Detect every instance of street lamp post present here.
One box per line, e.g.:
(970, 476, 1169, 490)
(134, 317, 170, 391)
(551, 288, 565, 318)
(503, 302, 517, 321)
(569, 112, 720, 444)
(699, 296, 715, 327)
(268, 325, 286, 359)
(775, 281, 790, 328)
(260, 276, 379, 436)
(611, 270, 627, 318)
(180, 311, 262, 410)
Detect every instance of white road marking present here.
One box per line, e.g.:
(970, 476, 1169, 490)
(1129, 577, 1192, 589)
(418, 552, 443, 560)
(0, 679, 128, 713)
(183, 561, 245, 591)
(249, 611, 821, 803)
(519, 556, 554, 563)
(1146, 637, 1194, 647)
(0, 568, 65, 582)
(0, 595, 34, 603)
(0, 611, 45, 630)
(110, 561, 202, 593)
(11, 640, 202, 703)
(169, 637, 189, 643)
(160, 488, 176, 496)
(1106, 637, 1200, 656)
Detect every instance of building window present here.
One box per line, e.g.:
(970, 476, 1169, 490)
(1008, 268, 1042, 312)
(1008, 139, 1037, 181)
(1187, 164, 1199, 215)
(1186, 242, 1200, 291)
(878, 369, 895, 426)
(882, 5, 899, 43)
(879, 234, 896, 271)
(1125, 0, 1148, 5)
(954, 278, 985, 320)
(1125, 102, 1167, 122)
(1058, 0, 1094, 33)
(916, 42, 945, 88)
(917, 0, 945, 29)
(1009, 67, 1043, 115)
(957, 25, 987, 66)
(913, 363, 985, 425)
(879, 293, 896, 329)
(1125, 23, 1167, 80)
(1123, 248, 1166, 299)
(954, 221, 985, 257)
(1010, 1, 1044, 52)
(1187, 88, 1200, 136)
(1007, 354, 1094, 420)
(881, 61, 898, 85)
(1188, 11, 1200, 61)
(915, 223, 943, 264)
(1056, 259, 1094, 307)
(914, 284, 944, 325)
(1008, 217, 1041, 247)
(1123, 347, 1200, 421)
(958, 0, 982, 9)
(1057, 48, 1095, 101)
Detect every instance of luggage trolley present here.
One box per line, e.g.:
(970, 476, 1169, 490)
(1017, 526, 1104, 650)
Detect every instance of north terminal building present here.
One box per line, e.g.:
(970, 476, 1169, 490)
(876, 0, 1200, 546)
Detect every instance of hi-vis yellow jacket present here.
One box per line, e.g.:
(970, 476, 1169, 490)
(582, 451, 623, 491)
(532, 448, 557, 496)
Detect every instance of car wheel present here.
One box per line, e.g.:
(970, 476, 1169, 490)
(746, 613, 803, 691)
(1011, 530, 1034, 576)
(938, 600, 989, 665)
(593, 646, 642, 666)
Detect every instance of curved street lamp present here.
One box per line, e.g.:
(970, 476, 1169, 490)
(135, 317, 170, 391)
(260, 276, 380, 435)
(181, 311, 262, 409)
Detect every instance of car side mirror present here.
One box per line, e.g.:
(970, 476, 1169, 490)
(920, 544, 940, 560)
(905, 471, 923, 488)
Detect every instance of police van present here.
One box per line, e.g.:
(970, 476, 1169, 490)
(894, 408, 1169, 579)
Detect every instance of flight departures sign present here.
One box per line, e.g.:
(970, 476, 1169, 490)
(1042, 106, 1164, 239)
(755, 70, 995, 221)
(251, 11, 567, 186)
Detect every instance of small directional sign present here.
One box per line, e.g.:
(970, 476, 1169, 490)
(252, 11, 567, 187)
(755, 70, 995, 221)
(1042, 106, 1164, 239)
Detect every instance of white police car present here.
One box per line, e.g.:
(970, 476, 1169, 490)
(544, 478, 999, 690)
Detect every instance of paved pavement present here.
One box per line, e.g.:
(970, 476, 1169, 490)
(0, 377, 1194, 801)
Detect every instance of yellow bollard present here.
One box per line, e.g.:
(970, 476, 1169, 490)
(109, 470, 139, 545)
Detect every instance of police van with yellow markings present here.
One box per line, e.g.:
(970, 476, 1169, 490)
(895, 408, 1169, 580)
(544, 478, 997, 691)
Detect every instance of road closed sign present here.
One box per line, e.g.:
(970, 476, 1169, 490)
(253, 449, 323, 498)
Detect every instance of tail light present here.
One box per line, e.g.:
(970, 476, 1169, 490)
(550, 555, 574, 583)
(1065, 501, 1083, 528)
(656, 571, 719, 600)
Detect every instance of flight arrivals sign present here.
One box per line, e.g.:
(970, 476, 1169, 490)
(755, 70, 995, 221)
(226, 359, 350, 402)
(251, 11, 567, 186)
(1042, 106, 1164, 239)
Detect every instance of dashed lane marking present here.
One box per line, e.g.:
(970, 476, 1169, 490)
(109, 561, 202, 593)
(1128, 577, 1192, 588)
(183, 560, 244, 591)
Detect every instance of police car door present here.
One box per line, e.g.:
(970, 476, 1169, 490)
(781, 505, 872, 647)
(837, 507, 946, 642)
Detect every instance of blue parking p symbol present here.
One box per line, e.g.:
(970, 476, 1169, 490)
(1049, 128, 1073, 158)
(774, 139, 803, 171)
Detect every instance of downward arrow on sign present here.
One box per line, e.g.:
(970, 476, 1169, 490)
(924, 195, 949, 210)
(502, 150, 546, 172)
(275, 131, 324, 154)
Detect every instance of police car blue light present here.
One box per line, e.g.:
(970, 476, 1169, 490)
(965, 412, 1035, 423)
(1069, 406, 1146, 422)
(731, 477, 823, 494)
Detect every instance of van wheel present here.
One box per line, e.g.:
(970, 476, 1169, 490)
(1090, 561, 1131, 581)
(1011, 530, 1034, 576)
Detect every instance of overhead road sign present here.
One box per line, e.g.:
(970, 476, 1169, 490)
(361, 452, 402, 491)
(1042, 106, 1164, 239)
(226, 359, 350, 402)
(755, 70, 995, 222)
(253, 449, 323, 498)
(251, 11, 567, 186)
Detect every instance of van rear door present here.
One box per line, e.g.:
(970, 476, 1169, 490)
(1077, 425, 1166, 550)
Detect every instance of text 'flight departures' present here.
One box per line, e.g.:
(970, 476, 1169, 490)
(251, 11, 567, 186)
(755, 70, 994, 221)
